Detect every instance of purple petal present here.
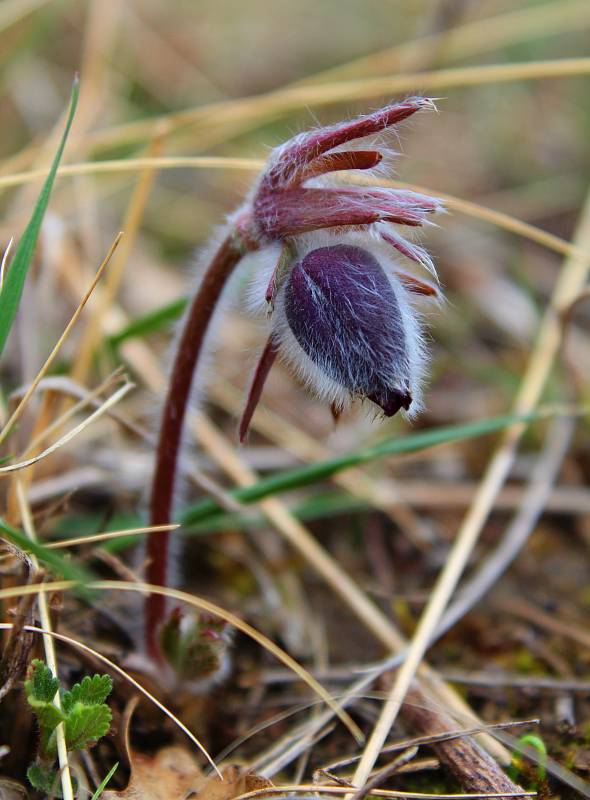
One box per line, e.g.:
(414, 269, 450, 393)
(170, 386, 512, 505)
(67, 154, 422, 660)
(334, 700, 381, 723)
(284, 244, 412, 415)
(255, 188, 430, 239)
(380, 229, 438, 278)
(266, 97, 435, 188)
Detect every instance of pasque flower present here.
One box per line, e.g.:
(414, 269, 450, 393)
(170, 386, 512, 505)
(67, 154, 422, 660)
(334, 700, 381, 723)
(147, 97, 443, 658)
(236, 96, 443, 440)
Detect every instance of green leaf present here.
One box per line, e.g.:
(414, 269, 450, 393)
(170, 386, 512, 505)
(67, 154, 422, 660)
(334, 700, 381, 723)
(26, 663, 113, 761)
(65, 703, 112, 751)
(509, 733, 548, 784)
(0, 516, 95, 598)
(108, 296, 187, 347)
(25, 659, 59, 703)
(27, 763, 62, 796)
(91, 762, 119, 800)
(181, 410, 543, 526)
(25, 660, 65, 760)
(0, 75, 79, 358)
(29, 699, 65, 735)
(62, 673, 112, 712)
(92, 492, 367, 553)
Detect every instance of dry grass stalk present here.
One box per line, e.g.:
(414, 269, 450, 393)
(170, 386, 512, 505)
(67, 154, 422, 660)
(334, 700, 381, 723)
(0, 232, 122, 448)
(0, 579, 363, 743)
(350, 187, 590, 790)
(15, 480, 74, 800)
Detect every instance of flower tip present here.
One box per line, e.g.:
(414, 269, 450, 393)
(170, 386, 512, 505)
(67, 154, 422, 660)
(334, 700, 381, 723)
(419, 97, 441, 113)
(368, 387, 412, 417)
(238, 416, 249, 444)
(402, 96, 439, 114)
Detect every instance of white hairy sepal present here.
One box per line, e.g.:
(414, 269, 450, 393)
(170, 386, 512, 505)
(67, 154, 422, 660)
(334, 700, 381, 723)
(246, 231, 430, 417)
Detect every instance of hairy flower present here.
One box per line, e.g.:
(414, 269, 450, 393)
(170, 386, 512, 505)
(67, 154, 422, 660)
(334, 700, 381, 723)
(283, 244, 416, 415)
(148, 97, 444, 656)
(236, 97, 443, 440)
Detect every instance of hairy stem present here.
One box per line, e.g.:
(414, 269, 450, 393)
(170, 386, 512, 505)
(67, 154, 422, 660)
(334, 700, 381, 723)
(147, 231, 247, 659)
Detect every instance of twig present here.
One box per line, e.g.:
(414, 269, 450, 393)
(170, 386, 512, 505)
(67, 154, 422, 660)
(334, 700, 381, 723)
(322, 720, 540, 774)
(401, 688, 521, 798)
(349, 747, 419, 800)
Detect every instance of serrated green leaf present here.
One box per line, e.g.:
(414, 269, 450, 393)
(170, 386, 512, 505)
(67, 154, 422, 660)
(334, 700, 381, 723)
(65, 703, 112, 751)
(27, 698, 65, 733)
(25, 661, 66, 760)
(27, 763, 62, 796)
(42, 727, 59, 761)
(62, 673, 112, 712)
(25, 659, 59, 703)
(0, 76, 79, 358)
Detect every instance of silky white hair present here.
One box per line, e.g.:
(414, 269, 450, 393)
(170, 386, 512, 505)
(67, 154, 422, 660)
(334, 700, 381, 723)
(245, 229, 433, 418)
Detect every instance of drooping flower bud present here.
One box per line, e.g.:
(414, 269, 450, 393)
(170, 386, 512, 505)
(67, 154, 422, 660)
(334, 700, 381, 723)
(284, 244, 412, 415)
(224, 99, 443, 439)
(239, 239, 435, 441)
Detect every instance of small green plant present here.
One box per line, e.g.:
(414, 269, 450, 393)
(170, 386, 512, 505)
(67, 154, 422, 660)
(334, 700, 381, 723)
(25, 659, 113, 796)
(508, 733, 548, 788)
(160, 607, 231, 684)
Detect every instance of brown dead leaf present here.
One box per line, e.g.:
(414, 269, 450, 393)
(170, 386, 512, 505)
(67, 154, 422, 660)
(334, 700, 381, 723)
(198, 764, 274, 800)
(103, 746, 272, 800)
(0, 776, 29, 799)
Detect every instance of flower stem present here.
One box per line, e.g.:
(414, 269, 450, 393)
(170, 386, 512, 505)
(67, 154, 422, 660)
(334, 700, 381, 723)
(146, 231, 247, 659)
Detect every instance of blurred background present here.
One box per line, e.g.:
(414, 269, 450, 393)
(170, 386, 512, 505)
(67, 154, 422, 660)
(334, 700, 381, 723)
(1, 0, 590, 785)
(1, 0, 589, 428)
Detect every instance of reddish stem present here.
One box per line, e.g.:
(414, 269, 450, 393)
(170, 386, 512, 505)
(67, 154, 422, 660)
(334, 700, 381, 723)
(146, 232, 247, 660)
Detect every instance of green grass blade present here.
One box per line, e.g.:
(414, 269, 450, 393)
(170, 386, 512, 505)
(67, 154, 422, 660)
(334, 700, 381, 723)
(47, 412, 545, 552)
(90, 762, 119, 800)
(0, 75, 80, 357)
(49, 492, 366, 554)
(108, 296, 187, 347)
(181, 410, 544, 526)
(0, 517, 94, 598)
